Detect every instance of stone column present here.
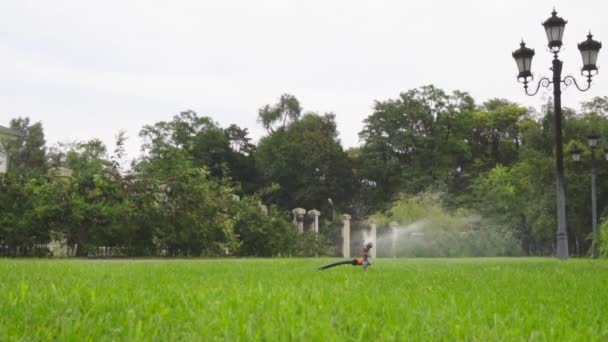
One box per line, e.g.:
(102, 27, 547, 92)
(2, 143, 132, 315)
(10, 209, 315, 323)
(292, 208, 306, 233)
(307, 209, 321, 237)
(369, 221, 377, 259)
(47, 167, 73, 183)
(389, 221, 398, 258)
(342, 214, 351, 258)
(258, 201, 268, 215)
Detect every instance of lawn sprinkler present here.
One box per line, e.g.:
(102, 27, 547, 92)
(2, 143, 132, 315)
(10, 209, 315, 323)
(318, 242, 373, 270)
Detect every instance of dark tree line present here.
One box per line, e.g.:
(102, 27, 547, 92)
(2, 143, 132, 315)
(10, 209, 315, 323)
(2, 89, 608, 257)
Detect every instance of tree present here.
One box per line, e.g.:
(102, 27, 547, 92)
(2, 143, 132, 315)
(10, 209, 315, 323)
(357, 86, 476, 209)
(43, 139, 128, 254)
(231, 196, 297, 256)
(465, 99, 529, 173)
(223, 124, 257, 194)
(581, 96, 608, 115)
(0, 174, 39, 254)
(140, 111, 257, 193)
(7, 117, 47, 177)
(257, 94, 302, 133)
(256, 111, 354, 213)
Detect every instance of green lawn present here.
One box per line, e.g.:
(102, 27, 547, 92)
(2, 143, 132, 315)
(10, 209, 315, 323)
(1, 258, 607, 341)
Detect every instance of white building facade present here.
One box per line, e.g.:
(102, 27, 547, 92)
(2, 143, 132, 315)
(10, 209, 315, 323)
(0, 126, 21, 174)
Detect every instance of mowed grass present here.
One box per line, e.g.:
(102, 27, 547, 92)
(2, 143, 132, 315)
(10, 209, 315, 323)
(1, 258, 607, 341)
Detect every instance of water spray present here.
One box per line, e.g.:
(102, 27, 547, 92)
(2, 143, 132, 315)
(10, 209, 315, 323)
(318, 242, 373, 270)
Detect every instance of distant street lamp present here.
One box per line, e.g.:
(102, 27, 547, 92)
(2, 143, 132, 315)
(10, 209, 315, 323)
(328, 198, 335, 222)
(570, 147, 582, 162)
(587, 133, 600, 258)
(513, 9, 602, 260)
(571, 133, 600, 257)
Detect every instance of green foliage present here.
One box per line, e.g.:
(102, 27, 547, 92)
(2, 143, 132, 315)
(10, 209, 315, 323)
(6, 117, 47, 177)
(0, 174, 38, 250)
(293, 231, 332, 257)
(582, 96, 608, 115)
(6, 90, 608, 258)
(139, 110, 256, 191)
(468, 99, 528, 171)
(471, 152, 562, 255)
(600, 220, 608, 258)
(231, 197, 297, 257)
(256, 111, 354, 213)
(356, 87, 528, 213)
(257, 93, 302, 132)
(1, 132, 298, 257)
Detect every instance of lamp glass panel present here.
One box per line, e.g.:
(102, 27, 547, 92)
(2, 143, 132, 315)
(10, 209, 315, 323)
(589, 50, 599, 66)
(545, 27, 553, 43)
(588, 137, 598, 147)
(557, 26, 564, 41)
(545, 26, 564, 45)
(581, 49, 591, 65)
(524, 56, 532, 72)
(516, 57, 525, 73)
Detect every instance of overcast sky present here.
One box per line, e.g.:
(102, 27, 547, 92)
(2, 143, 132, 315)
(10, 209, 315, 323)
(1, 0, 607, 160)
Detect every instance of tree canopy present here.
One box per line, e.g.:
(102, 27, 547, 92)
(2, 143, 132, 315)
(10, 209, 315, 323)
(2, 87, 608, 257)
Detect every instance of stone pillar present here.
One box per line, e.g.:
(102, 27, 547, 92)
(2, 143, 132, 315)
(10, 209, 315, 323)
(307, 209, 321, 237)
(370, 221, 377, 259)
(292, 208, 306, 233)
(47, 167, 73, 182)
(0, 144, 8, 174)
(342, 214, 351, 258)
(258, 201, 268, 215)
(389, 221, 398, 258)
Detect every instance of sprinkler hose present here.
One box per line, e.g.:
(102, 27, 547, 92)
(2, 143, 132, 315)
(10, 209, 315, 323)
(318, 258, 361, 270)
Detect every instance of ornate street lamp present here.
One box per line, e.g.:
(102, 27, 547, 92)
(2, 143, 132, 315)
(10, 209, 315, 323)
(328, 198, 335, 222)
(512, 42, 535, 82)
(587, 132, 600, 148)
(513, 9, 602, 260)
(579, 33, 603, 78)
(542, 9, 567, 52)
(571, 147, 582, 162)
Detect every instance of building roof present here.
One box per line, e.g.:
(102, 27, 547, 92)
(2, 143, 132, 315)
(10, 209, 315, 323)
(0, 125, 21, 138)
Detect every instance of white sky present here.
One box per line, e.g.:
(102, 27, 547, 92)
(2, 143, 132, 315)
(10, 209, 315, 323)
(1, 0, 607, 160)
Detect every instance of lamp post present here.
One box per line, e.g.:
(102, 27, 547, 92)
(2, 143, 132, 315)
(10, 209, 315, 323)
(571, 133, 600, 258)
(328, 198, 335, 222)
(513, 9, 602, 260)
(570, 147, 582, 162)
(588, 133, 599, 258)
